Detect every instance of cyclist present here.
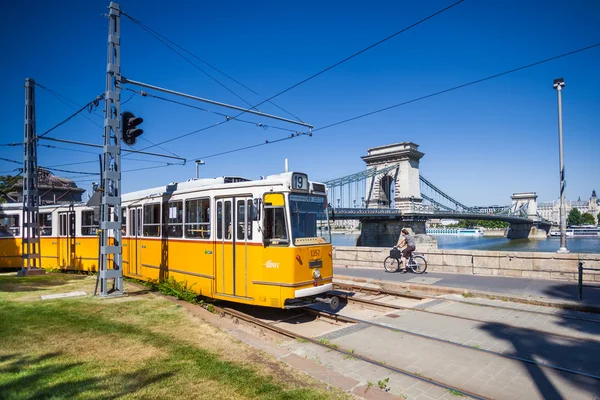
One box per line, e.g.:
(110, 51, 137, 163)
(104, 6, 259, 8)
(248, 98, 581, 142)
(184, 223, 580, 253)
(395, 228, 416, 272)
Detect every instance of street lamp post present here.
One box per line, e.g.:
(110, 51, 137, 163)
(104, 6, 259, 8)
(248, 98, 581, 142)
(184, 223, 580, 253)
(195, 159, 205, 179)
(553, 78, 569, 254)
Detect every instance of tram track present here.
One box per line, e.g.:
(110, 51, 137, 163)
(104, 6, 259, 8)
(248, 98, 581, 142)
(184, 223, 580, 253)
(340, 292, 600, 344)
(307, 307, 600, 382)
(334, 282, 600, 324)
(213, 304, 489, 400)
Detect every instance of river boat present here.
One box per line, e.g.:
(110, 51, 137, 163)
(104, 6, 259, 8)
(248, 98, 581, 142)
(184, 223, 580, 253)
(426, 228, 484, 236)
(549, 227, 600, 237)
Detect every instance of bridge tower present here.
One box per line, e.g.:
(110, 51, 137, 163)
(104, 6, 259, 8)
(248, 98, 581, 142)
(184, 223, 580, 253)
(361, 142, 424, 212)
(510, 192, 538, 220)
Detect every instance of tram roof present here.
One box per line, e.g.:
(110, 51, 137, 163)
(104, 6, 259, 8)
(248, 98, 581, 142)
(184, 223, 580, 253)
(121, 172, 321, 202)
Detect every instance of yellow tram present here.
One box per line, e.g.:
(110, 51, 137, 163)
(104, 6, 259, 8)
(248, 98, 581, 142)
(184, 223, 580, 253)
(0, 171, 337, 309)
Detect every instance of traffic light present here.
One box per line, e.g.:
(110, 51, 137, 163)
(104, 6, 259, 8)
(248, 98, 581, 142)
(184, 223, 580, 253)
(121, 111, 143, 146)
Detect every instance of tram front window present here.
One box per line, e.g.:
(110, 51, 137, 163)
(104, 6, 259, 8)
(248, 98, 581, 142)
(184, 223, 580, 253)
(290, 194, 331, 245)
(264, 207, 288, 244)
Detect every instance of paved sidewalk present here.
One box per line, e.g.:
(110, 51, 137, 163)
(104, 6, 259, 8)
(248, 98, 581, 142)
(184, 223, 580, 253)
(334, 267, 600, 306)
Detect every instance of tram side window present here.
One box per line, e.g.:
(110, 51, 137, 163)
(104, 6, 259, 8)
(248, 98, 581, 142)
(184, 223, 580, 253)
(81, 211, 99, 236)
(122, 208, 127, 236)
(237, 199, 253, 241)
(264, 207, 288, 244)
(143, 203, 161, 237)
(40, 213, 52, 236)
(0, 214, 20, 237)
(165, 201, 183, 238)
(185, 198, 210, 239)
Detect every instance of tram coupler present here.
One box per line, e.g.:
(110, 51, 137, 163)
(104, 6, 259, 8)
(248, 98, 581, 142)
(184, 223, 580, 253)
(314, 295, 340, 311)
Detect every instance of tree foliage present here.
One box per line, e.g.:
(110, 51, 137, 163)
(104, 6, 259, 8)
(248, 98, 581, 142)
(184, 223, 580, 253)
(0, 175, 19, 204)
(581, 212, 596, 225)
(446, 219, 509, 229)
(567, 208, 582, 226)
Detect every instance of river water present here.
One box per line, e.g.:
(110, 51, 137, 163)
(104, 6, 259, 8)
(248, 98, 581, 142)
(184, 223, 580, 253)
(331, 233, 600, 254)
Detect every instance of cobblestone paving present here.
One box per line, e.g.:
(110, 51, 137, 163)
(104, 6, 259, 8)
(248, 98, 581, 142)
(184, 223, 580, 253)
(324, 324, 600, 399)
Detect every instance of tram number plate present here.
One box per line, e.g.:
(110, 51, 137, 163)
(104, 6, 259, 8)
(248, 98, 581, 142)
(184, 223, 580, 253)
(310, 249, 320, 257)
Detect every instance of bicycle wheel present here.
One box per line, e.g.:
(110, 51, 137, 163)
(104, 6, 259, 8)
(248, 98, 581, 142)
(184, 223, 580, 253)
(410, 255, 428, 274)
(384, 256, 400, 273)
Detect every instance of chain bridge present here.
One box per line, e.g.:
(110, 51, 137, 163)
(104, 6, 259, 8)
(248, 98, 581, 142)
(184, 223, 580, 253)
(319, 142, 551, 245)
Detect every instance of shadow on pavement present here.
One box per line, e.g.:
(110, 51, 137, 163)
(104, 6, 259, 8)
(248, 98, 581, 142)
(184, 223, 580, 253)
(481, 321, 600, 399)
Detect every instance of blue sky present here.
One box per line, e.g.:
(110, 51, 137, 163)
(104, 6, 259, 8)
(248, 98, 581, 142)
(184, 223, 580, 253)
(1, 0, 598, 206)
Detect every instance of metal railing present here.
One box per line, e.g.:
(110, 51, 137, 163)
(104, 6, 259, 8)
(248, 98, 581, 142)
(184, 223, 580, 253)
(578, 261, 600, 301)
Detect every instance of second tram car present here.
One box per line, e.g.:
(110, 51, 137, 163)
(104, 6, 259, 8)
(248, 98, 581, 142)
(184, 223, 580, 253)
(0, 171, 337, 309)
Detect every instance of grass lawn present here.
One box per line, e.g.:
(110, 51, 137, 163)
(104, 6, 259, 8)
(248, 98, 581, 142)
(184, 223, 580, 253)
(0, 273, 350, 400)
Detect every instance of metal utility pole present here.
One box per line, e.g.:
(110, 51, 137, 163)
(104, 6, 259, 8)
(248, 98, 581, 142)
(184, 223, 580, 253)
(19, 78, 44, 276)
(553, 77, 568, 254)
(98, 1, 124, 295)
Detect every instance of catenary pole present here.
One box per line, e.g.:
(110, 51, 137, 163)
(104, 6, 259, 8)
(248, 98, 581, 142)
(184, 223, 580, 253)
(98, 2, 124, 295)
(19, 78, 44, 276)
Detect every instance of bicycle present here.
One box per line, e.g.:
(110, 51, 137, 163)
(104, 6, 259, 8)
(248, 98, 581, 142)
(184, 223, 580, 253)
(384, 247, 427, 274)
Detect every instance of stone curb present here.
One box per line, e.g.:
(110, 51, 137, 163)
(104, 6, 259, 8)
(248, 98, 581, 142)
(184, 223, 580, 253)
(334, 275, 600, 314)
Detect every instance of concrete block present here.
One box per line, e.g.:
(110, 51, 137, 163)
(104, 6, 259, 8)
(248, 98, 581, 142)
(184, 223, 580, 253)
(521, 270, 552, 279)
(500, 255, 533, 271)
(550, 271, 576, 281)
(497, 269, 523, 277)
(473, 255, 501, 269)
(532, 256, 578, 272)
(473, 267, 499, 276)
(442, 254, 472, 267)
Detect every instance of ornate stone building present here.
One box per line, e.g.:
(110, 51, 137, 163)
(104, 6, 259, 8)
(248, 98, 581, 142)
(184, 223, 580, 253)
(537, 190, 599, 224)
(4, 168, 85, 205)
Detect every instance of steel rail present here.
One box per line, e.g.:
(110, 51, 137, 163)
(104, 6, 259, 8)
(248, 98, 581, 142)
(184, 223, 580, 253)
(334, 283, 600, 325)
(311, 308, 600, 381)
(216, 305, 487, 400)
(342, 293, 600, 344)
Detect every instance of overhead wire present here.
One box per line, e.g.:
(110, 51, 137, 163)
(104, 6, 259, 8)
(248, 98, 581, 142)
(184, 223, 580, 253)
(36, 83, 104, 129)
(310, 41, 600, 133)
(69, 162, 186, 185)
(121, 11, 304, 122)
(121, 87, 299, 134)
(36, 93, 104, 140)
(0, 157, 22, 165)
(41, 166, 99, 176)
(0, 143, 24, 147)
(121, 0, 465, 152)
(35, 84, 182, 162)
(188, 41, 600, 161)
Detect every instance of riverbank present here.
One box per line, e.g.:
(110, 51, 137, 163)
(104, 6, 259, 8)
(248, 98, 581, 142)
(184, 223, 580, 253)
(333, 246, 600, 283)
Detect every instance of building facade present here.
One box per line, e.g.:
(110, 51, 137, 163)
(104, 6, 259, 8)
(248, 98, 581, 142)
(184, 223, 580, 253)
(3, 168, 85, 205)
(538, 190, 599, 224)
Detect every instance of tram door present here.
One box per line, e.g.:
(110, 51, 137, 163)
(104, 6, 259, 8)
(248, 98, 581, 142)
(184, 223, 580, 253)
(127, 207, 143, 276)
(58, 211, 76, 268)
(215, 197, 251, 297)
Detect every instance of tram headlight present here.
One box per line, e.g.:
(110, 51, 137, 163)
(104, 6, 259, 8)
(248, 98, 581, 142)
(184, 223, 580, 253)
(312, 268, 321, 279)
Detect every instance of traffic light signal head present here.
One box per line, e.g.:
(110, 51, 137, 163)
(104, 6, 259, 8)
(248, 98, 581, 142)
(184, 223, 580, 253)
(122, 111, 144, 146)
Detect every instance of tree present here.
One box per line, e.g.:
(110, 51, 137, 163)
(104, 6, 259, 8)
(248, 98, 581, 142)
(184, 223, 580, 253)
(0, 175, 19, 204)
(598, 212, 600, 225)
(567, 208, 582, 226)
(581, 212, 596, 225)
